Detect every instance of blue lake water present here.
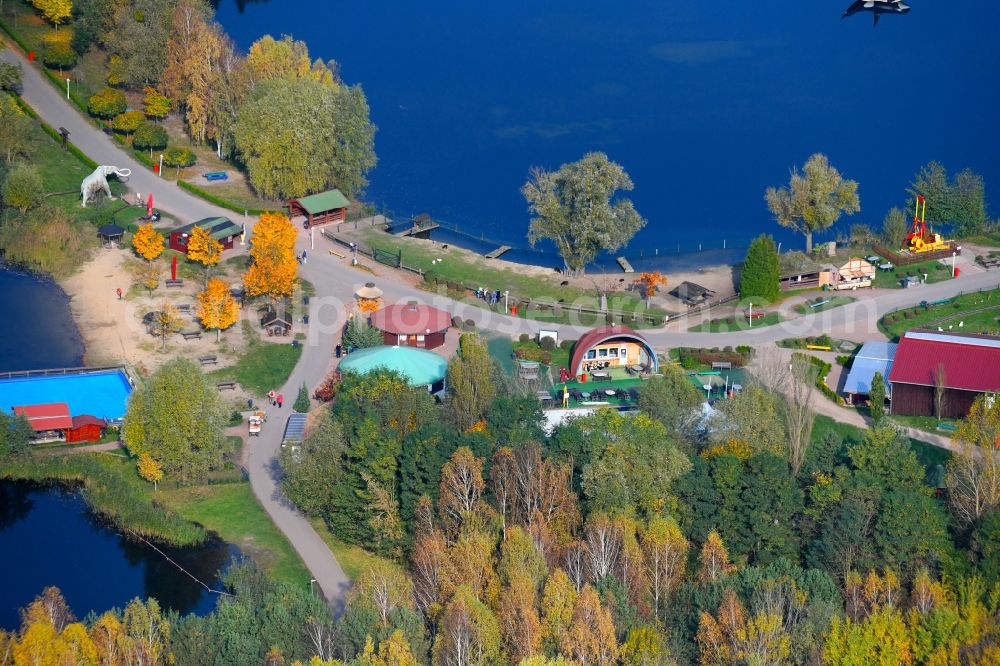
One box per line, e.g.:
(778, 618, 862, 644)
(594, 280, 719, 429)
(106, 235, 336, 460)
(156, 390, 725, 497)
(0, 267, 83, 372)
(0, 480, 236, 630)
(216, 0, 999, 265)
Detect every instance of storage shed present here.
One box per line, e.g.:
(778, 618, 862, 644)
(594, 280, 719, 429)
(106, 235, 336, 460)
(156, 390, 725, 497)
(169, 217, 241, 254)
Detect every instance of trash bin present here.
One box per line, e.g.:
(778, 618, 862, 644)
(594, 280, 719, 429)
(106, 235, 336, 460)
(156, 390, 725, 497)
(336, 344, 342, 358)
(954, 267, 960, 278)
(511, 306, 518, 315)
(303, 314, 309, 324)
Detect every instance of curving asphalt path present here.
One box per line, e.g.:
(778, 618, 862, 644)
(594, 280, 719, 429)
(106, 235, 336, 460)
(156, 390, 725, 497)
(9, 43, 998, 610)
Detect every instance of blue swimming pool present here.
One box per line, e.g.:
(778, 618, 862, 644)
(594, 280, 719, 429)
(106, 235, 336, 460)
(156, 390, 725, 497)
(0, 369, 133, 422)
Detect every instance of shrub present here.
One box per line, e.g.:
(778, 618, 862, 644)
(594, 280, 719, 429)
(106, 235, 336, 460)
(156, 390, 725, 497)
(560, 339, 576, 350)
(540, 351, 552, 365)
(88, 87, 127, 120)
(451, 316, 463, 328)
(539, 336, 556, 351)
(2, 164, 43, 212)
(112, 110, 145, 136)
(723, 346, 733, 352)
(43, 42, 77, 70)
(904, 310, 914, 319)
(519, 333, 531, 343)
(133, 123, 168, 153)
(164, 146, 196, 174)
(423, 270, 438, 286)
(735, 345, 752, 355)
(464, 318, 475, 329)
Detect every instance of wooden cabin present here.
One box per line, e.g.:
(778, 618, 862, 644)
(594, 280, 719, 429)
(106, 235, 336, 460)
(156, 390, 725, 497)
(288, 189, 350, 229)
(169, 217, 241, 254)
(261, 300, 293, 336)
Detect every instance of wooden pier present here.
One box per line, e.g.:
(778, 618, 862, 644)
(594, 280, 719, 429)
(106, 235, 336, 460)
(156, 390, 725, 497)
(485, 245, 511, 259)
(397, 223, 440, 238)
(616, 257, 635, 273)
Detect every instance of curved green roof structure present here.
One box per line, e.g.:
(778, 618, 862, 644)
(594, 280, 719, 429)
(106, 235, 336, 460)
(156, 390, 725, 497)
(338, 346, 448, 387)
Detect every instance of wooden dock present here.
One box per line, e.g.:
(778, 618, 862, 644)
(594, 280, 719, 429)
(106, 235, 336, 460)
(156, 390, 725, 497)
(616, 257, 635, 273)
(398, 223, 440, 237)
(485, 245, 511, 259)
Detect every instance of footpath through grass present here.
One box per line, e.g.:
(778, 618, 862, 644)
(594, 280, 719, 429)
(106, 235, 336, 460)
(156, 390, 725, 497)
(879, 287, 1000, 340)
(159, 482, 310, 586)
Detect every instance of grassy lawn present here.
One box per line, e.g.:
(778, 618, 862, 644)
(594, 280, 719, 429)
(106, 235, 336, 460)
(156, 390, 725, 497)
(873, 258, 953, 289)
(208, 323, 303, 396)
(793, 295, 857, 315)
(879, 287, 1000, 340)
(308, 517, 404, 581)
(158, 482, 310, 587)
(965, 231, 1000, 247)
(513, 340, 570, 370)
(356, 228, 661, 319)
(890, 413, 959, 436)
(688, 311, 783, 332)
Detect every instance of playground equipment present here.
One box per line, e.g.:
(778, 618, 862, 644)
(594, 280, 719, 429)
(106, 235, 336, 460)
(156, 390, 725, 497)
(248, 410, 265, 437)
(904, 195, 951, 254)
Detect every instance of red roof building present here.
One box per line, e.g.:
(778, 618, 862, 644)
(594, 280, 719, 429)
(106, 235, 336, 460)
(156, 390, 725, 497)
(888, 330, 1000, 418)
(370, 303, 452, 350)
(14, 403, 73, 432)
(569, 325, 658, 377)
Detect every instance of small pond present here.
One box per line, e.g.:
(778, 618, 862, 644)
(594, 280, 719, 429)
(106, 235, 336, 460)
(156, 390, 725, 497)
(0, 480, 238, 629)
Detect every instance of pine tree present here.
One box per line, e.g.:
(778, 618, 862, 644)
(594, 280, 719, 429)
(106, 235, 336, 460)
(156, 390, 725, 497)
(739, 234, 780, 303)
(869, 372, 886, 422)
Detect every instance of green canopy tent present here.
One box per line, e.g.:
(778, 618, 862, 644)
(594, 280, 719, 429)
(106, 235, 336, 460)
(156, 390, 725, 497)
(338, 345, 448, 392)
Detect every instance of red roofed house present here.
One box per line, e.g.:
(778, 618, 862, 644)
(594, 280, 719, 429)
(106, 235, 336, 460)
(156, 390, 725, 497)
(888, 330, 1000, 418)
(12, 403, 106, 443)
(370, 303, 452, 350)
(569, 325, 658, 378)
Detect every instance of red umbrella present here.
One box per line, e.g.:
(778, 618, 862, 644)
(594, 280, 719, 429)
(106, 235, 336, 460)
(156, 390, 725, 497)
(147, 193, 153, 217)
(171, 255, 177, 281)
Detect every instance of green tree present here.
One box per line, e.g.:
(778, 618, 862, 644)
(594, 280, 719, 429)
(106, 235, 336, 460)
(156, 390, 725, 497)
(881, 207, 908, 249)
(947, 394, 1000, 525)
(42, 42, 77, 70)
(0, 205, 96, 277)
(70, 0, 117, 54)
(87, 87, 127, 120)
(636, 365, 703, 442)
(739, 234, 781, 303)
(133, 122, 169, 157)
(0, 62, 22, 92)
(0, 410, 33, 459)
(522, 151, 646, 275)
(710, 385, 787, 456)
(578, 410, 692, 516)
(233, 76, 376, 199)
(3, 164, 44, 213)
(765, 153, 860, 253)
(31, 0, 73, 27)
(122, 358, 228, 484)
(163, 146, 196, 176)
(868, 372, 886, 422)
(908, 162, 988, 236)
(106, 0, 177, 88)
(280, 409, 346, 516)
(446, 334, 497, 431)
(0, 97, 32, 165)
(293, 382, 311, 413)
(343, 316, 384, 349)
(432, 586, 502, 666)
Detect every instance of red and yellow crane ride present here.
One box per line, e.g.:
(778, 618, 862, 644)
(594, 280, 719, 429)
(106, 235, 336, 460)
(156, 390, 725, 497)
(904, 194, 950, 254)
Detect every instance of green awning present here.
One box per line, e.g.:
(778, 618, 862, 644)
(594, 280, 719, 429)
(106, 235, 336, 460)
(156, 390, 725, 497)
(293, 189, 349, 214)
(338, 346, 447, 387)
(174, 217, 241, 241)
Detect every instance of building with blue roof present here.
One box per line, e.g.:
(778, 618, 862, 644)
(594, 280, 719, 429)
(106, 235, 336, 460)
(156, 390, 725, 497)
(843, 341, 897, 404)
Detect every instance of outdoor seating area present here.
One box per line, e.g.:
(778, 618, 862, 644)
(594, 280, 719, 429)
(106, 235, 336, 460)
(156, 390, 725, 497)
(670, 281, 715, 306)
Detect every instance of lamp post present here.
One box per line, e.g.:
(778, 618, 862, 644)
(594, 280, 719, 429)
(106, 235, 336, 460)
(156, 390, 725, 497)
(952, 251, 957, 277)
(748, 301, 753, 328)
(158, 154, 164, 178)
(65, 78, 70, 100)
(309, 578, 316, 596)
(504, 290, 509, 314)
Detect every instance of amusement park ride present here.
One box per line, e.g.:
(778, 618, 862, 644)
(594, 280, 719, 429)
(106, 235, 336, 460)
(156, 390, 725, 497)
(904, 195, 953, 254)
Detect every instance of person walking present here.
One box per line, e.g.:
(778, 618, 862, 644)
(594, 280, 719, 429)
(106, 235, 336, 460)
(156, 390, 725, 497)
(116, 287, 122, 300)
(268, 389, 276, 406)
(277, 393, 284, 409)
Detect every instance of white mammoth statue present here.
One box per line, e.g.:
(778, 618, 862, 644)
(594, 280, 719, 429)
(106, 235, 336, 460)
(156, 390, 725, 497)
(81, 165, 131, 207)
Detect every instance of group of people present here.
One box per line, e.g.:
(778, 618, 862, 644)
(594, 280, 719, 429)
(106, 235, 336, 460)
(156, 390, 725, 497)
(267, 390, 284, 408)
(475, 288, 502, 306)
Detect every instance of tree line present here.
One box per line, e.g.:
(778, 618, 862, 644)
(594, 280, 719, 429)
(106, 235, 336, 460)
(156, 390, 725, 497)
(35, 0, 376, 200)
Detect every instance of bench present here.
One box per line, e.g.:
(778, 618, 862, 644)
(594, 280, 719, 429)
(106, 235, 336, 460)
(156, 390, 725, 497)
(329, 249, 345, 258)
(198, 355, 218, 366)
(165, 279, 183, 288)
(711, 361, 732, 370)
(204, 171, 228, 181)
(177, 304, 191, 313)
(180, 331, 202, 340)
(216, 381, 237, 391)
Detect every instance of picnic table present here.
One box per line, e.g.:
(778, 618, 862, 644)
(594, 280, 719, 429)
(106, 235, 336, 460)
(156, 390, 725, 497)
(591, 370, 610, 380)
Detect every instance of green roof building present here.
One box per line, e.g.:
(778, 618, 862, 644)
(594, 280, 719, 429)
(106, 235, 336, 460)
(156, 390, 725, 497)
(169, 217, 242, 253)
(338, 345, 448, 392)
(288, 189, 350, 228)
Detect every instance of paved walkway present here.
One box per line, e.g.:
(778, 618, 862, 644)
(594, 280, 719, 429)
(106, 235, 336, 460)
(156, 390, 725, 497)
(9, 41, 998, 610)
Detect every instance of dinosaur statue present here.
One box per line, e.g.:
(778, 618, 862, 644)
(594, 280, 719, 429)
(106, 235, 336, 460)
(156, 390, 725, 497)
(81, 165, 131, 207)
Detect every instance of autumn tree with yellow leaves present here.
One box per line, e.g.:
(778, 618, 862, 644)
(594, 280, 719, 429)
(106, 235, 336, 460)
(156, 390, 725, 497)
(197, 278, 240, 341)
(137, 452, 164, 489)
(244, 212, 298, 301)
(30, 0, 73, 27)
(132, 222, 164, 262)
(186, 225, 223, 284)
